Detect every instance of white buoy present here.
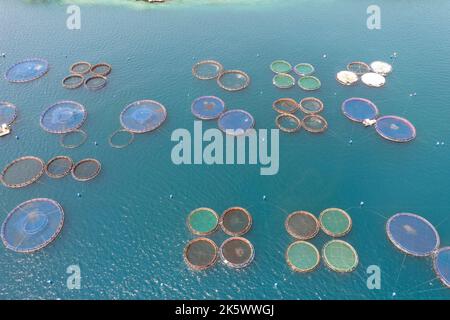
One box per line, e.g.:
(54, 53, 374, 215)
(169, 194, 173, 199)
(323, 54, 327, 58)
(263, 195, 266, 200)
(360, 201, 365, 206)
(349, 139, 353, 144)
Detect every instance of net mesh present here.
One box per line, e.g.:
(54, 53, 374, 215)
(293, 63, 315, 76)
(84, 75, 107, 90)
(375, 116, 416, 142)
(286, 241, 320, 272)
(90, 63, 112, 76)
(218, 110, 255, 135)
(1, 198, 64, 253)
(322, 240, 359, 273)
(319, 208, 352, 237)
(302, 115, 328, 133)
(273, 98, 299, 114)
(220, 237, 254, 268)
(342, 98, 379, 123)
(346, 62, 370, 75)
(386, 213, 439, 257)
(275, 113, 302, 133)
(1, 156, 44, 188)
(299, 97, 323, 114)
(120, 100, 167, 134)
(40, 101, 87, 134)
(0, 101, 17, 125)
(192, 60, 224, 80)
(273, 73, 295, 89)
(361, 72, 385, 87)
(217, 70, 250, 92)
(220, 207, 252, 236)
(62, 74, 84, 89)
(187, 208, 219, 236)
(70, 61, 91, 75)
(45, 156, 73, 179)
(5, 58, 49, 83)
(191, 96, 225, 120)
(298, 76, 321, 91)
(434, 247, 450, 288)
(184, 238, 218, 271)
(109, 129, 134, 149)
(336, 71, 358, 86)
(270, 60, 292, 74)
(370, 61, 392, 76)
(71, 159, 101, 182)
(285, 211, 320, 240)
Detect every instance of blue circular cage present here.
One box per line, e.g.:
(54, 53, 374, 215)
(342, 98, 379, 123)
(5, 58, 49, 83)
(218, 109, 255, 135)
(375, 115, 416, 142)
(0, 101, 17, 125)
(191, 96, 225, 120)
(40, 101, 87, 134)
(120, 100, 167, 134)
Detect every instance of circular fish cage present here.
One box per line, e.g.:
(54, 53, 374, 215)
(120, 100, 167, 134)
(71, 159, 101, 182)
(0, 101, 17, 125)
(361, 72, 386, 88)
(217, 70, 250, 92)
(90, 63, 112, 76)
(220, 207, 252, 236)
(270, 60, 292, 74)
(70, 61, 91, 75)
(192, 60, 224, 80)
(375, 115, 416, 143)
(302, 115, 328, 133)
(298, 76, 321, 91)
(370, 61, 392, 76)
(108, 129, 135, 149)
(45, 156, 73, 179)
(433, 247, 450, 288)
(322, 240, 359, 273)
(273, 73, 295, 89)
(336, 71, 358, 86)
(285, 211, 320, 240)
(60, 129, 88, 149)
(0, 156, 45, 189)
(187, 207, 219, 236)
(62, 74, 84, 89)
(346, 61, 371, 75)
(341, 97, 379, 123)
(5, 58, 49, 83)
(84, 75, 107, 90)
(293, 63, 315, 76)
(191, 96, 225, 120)
(272, 98, 299, 114)
(218, 109, 255, 136)
(299, 97, 324, 114)
(219, 237, 255, 269)
(40, 101, 87, 134)
(319, 208, 352, 237)
(386, 213, 439, 257)
(184, 238, 218, 271)
(286, 241, 320, 273)
(275, 113, 302, 133)
(1, 198, 64, 253)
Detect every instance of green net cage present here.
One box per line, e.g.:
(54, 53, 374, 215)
(322, 240, 359, 273)
(319, 208, 352, 237)
(286, 241, 320, 273)
(187, 207, 219, 236)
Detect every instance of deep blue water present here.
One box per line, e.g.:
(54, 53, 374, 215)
(0, 0, 449, 299)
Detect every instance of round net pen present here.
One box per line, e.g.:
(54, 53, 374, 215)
(319, 208, 352, 237)
(386, 213, 440, 257)
(60, 129, 88, 149)
(191, 96, 225, 120)
(302, 115, 328, 133)
(1, 156, 45, 189)
(219, 237, 255, 269)
(299, 97, 323, 114)
(346, 61, 371, 75)
(217, 70, 250, 92)
(192, 60, 223, 80)
(370, 61, 392, 76)
(187, 207, 219, 236)
(285, 211, 320, 240)
(1, 198, 64, 253)
(286, 241, 320, 273)
(218, 109, 255, 136)
(90, 63, 112, 76)
(71, 159, 101, 182)
(5, 58, 49, 83)
(184, 238, 218, 271)
(270, 60, 292, 74)
(336, 71, 358, 86)
(298, 76, 321, 91)
(375, 116, 416, 143)
(70, 61, 91, 75)
(433, 247, 450, 288)
(62, 74, 84, 89)
(275, 113, 302, 133)
(0, 101, 18, 125)
(120, 100, 167, 134)
(361, 72, 385, 88)
(108, 129, 135, 149)
(84, 75, 107, 90)
(45, 156, 73, 179)
(40, 101, 87, 134)
(293, 63, 315, 76)
(220, 207, 252, 236)
(341, 97, 379, 123)
(273, 73, 295, 89)
(322, 240, 359, 273)
(272, 98, 299, 114)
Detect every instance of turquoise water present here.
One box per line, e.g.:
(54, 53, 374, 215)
(1, 0, 450, 299)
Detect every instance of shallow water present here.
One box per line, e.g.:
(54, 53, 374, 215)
(0, 0, 450, 299)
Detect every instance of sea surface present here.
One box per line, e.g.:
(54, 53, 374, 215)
(0, 0, 449, 299)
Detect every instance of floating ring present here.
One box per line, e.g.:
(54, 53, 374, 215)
(90, 63, 112, 76)
(62, 74, 84, 89)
